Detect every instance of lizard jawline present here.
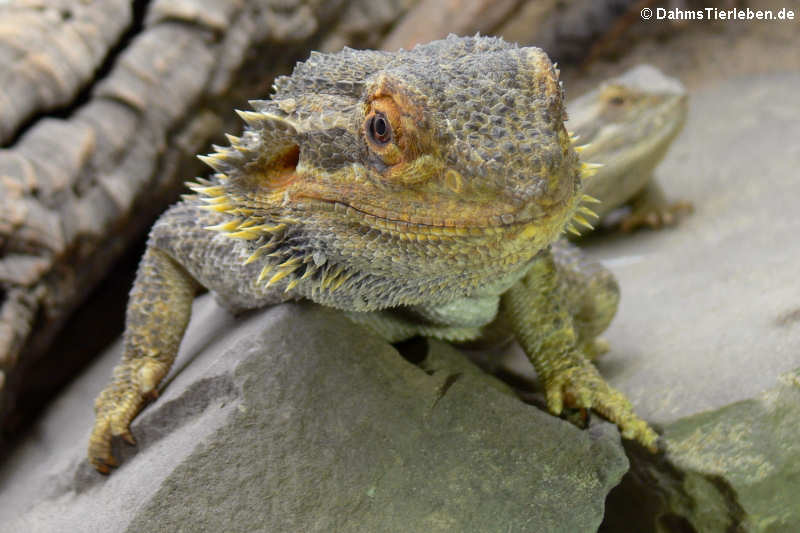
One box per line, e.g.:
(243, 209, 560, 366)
(293, 195, 543, 234)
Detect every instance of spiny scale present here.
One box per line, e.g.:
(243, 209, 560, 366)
(581, 194, 602, 204)
(257, 265, 273, 283)
(573, 215, 594, 230)
(580, 162, 603, 180)
(191, 173, 304, 288)
(301, 264, 318, 280)
(564, 194, 603, 236)
(234, 109, 298, 134)
(197, 150, 242, 174)
(203, 195, 230, 205)
(187, 183, 225, 197)
(227, 223, 287, 240)
(327, 265, 346, 289)
(266, 267, 297, 287)
(205, 219, 242, 232)
(227, 229, 262, 240)
(199, 202, 232, 213)
(235, 110, 272, 128)
(244, 241, 280, 265)
(278, 257, 302, 268)
(330, 270, 354, 291)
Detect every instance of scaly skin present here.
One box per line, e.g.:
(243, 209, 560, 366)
(89, 36, 660, 473)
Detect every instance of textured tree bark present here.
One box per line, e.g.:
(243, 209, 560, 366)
(0, 0, 415, 432)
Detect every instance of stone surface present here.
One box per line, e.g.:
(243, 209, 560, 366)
(0, 297, 628, 533)
(492, 74, 800, 532)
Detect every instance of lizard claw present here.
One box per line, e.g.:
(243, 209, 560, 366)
(88, 386, 148, 473)
(543, 357, 658, 452)
(88, 358, 169, 473)
(88, 416, 116, 474)
(119, 429, 137, 446)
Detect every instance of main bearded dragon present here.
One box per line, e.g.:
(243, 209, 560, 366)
(88, 36, 687, 473)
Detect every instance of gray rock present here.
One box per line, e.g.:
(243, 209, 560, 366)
(599, 73, 800, 533)
(0, 297, 628, 533)
(494, 74, 800, 532)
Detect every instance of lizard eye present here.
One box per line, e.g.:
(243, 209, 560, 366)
(602, 85, 629, 107)
(367, 112, 392, 144)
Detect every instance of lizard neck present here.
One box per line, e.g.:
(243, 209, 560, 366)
(250, 202, 574, 312)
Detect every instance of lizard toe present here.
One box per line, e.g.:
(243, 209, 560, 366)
(543, 357, 658, 450)
(89, 384, 148, 473)
(621, 418, 659, 452)
(109, 391, 145, 441)
(88, 416, 117, 474)
(620, 200, 693, 232)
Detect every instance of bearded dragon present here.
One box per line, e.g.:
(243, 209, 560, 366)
(88, 36, 673, 473)
(568, 64, 690, 231)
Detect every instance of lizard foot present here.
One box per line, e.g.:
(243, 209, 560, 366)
(544, 356, 658, 451)
(619, 200, 693, 232)
(88, 358, 166, 473)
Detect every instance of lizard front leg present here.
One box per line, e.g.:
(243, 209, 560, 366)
(88, 246, 198, 473)
(619, 180, 693, 232)
(501, 248, 657, 451)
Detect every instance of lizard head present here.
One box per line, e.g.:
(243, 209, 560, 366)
(191, 36, 587, 309)
(567, 65, 688, 220)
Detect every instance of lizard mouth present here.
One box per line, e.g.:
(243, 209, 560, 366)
(296, 195, 539, 235)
